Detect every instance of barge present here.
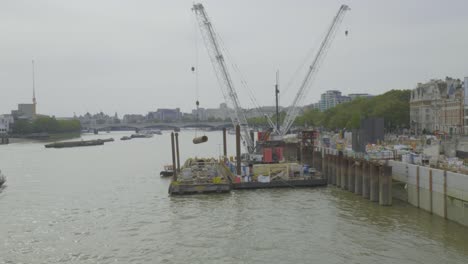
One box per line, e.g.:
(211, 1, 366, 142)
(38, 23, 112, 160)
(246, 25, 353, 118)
(169, 158, 231, 195)
(44, 138, 114, 148)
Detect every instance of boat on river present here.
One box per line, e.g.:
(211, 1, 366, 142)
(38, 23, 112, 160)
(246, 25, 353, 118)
(160, 164, 174, 177)
(130, 132, 153, 138)
(44, 138, 114, 148)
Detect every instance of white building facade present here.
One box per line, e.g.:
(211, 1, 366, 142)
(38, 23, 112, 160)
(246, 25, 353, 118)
(0, 115, 14, 134)
(410, 77, 464, 135)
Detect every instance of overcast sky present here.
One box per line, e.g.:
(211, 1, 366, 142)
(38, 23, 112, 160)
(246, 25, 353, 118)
(1, 0, 467, 117)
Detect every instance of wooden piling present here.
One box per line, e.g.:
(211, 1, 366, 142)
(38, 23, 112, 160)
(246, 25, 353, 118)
(309, 144, 313, 169)
(379, 164, 392, 206)
(348, 158, 355, 192)
(370, 163, 380, 202)
(362, 161, 370, 199)
(236, 125, 241, 176)
(222, 128, 227, 160)
(175, 132, 181, 173)
(321, 151, 325, 176)
(171, 132, 177, 181)
(354, 160, 362, 195)
(341, 157, 348, 190)
(331, 155, 337, 185)
(336, 155, 342, 187)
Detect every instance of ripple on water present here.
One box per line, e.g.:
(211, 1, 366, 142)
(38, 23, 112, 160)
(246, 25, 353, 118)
(1, 132, 468, 264)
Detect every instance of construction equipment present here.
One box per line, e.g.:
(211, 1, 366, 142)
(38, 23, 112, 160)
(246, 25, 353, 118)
(279, 5, 350, 136)
(192, 3, 255, 153)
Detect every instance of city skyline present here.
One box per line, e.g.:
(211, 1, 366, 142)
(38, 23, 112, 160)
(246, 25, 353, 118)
(1, 0, 468, 117)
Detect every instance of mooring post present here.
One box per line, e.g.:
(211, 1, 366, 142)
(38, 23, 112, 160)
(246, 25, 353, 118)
(354, 160, 362, 195)
(175, 132, 181, 173)
(320, 150, 324, 172)
(370, 162, 380, 202)
(336, 155, 342, 187)
(171, 132, 177, 181)
(379, 164, 392, 206)
(330, 155, 335, 185)
(310, 142, 318, 167)
(348, 158, 355, 192)
(250, 130, 255, 149)
(325, 155, 330, 183)
(332, 156, 338, 186)
(222, 127, 227, 161)
(341, 157, 347, 190)
(236, 124, 241, 176)
(362, 161, 370, 199)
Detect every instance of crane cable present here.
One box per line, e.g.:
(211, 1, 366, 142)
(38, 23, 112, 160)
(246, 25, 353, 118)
(217, 34, 270, 126)
(193, 12, 200, 137)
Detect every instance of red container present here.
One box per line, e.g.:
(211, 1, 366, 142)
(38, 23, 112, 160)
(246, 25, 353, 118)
(263, 148, 273, 163)
(274, 147, 283, 161)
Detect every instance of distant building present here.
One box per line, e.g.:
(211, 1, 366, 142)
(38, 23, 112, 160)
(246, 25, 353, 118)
(153, 108, 181, 122)
(410, 77, 464, 135)
(11, 71, 38, 120)
(123, 114, 145, 124)
(349, 93, 373, 100)
(317, 90, 351, 111)
(0, 115, 14, 134)
(192, 108, 207, 121)
(78, 112, 118, 125)
(191, 104, 230, 121)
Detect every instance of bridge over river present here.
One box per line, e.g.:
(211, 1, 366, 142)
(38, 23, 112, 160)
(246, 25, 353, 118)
(82, 121, 234, 131)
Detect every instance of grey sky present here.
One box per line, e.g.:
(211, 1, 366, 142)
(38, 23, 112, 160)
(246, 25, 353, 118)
(1, 0, 467, 117)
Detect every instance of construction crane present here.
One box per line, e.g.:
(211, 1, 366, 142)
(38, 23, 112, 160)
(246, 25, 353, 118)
(192, 3, 257, 153)
(279, 5, 350, 136)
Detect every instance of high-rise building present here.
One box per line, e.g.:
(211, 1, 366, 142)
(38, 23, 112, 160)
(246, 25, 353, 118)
(318, 90, 351, 111)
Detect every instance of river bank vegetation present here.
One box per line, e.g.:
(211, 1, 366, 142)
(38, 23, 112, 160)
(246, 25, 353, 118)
(248, 89, 411, 131)
(12, 116, 81, 134)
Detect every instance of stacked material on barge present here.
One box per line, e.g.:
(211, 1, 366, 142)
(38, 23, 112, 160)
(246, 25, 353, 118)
(45, 138, 114, 148)
(169, 158, 231, 195)
(225, 161, 327, 189)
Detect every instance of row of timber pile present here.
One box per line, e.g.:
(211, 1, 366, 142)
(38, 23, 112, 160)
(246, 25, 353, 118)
(322, 153, 393, 206)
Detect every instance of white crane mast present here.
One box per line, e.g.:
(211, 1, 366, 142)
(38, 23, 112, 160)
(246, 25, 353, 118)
(280, 5, 350, 136)
(192, 3, 254, 153)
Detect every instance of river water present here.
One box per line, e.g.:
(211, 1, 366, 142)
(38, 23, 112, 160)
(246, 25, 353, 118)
(1, 131, 467, 264)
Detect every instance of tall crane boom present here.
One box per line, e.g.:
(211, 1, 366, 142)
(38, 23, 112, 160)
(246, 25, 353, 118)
(280, 5, 350, 136)
(192, 3, 255, 153)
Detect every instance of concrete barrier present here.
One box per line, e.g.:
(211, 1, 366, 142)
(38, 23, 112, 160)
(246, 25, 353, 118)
(388, 160, 468, 227)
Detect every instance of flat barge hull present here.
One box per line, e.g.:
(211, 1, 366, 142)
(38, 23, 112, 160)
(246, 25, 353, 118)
(232, 179, 327, 190)
(169, 183, 231, 195)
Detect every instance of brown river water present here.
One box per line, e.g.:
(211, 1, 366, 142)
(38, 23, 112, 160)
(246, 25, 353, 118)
(1, 131, 467, 263)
